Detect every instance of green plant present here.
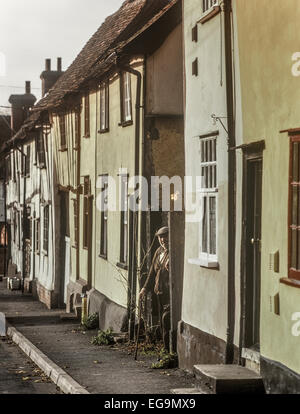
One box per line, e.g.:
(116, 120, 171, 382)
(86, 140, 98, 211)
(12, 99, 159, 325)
(91, 329, 115, 346)
(151, 351, 178, 369)
(81, 313, 99, 330)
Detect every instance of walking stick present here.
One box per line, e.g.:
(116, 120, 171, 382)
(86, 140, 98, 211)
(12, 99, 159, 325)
(134, 297, 142, 361)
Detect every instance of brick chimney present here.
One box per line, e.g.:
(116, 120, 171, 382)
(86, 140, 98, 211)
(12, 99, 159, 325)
(40, 57, 64, 97)
(8, 81, 36, 135)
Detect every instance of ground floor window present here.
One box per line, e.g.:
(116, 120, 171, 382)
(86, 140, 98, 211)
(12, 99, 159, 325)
(99, 175, 108, 258)
(199, 135, 218, 265)
(43, 205, 49, 254)
(35, 218, 40, 254)
(119, 174, 128, 265)
(289, 135, 300, 280)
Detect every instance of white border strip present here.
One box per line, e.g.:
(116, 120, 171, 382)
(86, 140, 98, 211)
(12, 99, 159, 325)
(7, 325, 89, 394)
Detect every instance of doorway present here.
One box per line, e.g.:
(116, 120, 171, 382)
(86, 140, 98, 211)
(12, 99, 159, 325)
(60, 192, 70, 307)
(241, 143, 264, 353)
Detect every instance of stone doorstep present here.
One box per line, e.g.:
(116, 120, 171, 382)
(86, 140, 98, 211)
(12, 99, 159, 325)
(194, 365, 265, 394)
(59, 312, 80, 322)
(171, 388, 207, 394)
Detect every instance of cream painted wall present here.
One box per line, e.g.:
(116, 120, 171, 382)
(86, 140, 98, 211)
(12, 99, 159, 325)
(146, 23, 183, 115)
(6, 131, 56, 293)
(79, 91, 97, 284)
(94, 66, 142, 309)
(235, 0, 300, 373)
(182, 0, 229, 342)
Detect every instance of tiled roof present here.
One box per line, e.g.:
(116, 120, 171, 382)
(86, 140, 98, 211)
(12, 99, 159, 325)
(87, 0, 179, 81)
(2, 111, 41, 152)
(34, 0, 172, 111)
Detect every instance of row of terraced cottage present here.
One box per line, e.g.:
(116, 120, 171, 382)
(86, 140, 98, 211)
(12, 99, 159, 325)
(1, 0, 300, 393)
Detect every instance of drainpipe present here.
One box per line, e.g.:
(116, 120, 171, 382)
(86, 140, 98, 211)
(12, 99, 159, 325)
(223, 0, 236, 364)
(118, 62, 142, 340)
(4, 155, 7, 279)
(20, 145, 26, 294)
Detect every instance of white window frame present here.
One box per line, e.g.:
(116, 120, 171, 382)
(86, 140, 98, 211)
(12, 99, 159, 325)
(122, 72, 132, 123)
(100, 81, 109, 132)
(202, 0, 219, 15)
(42, 204, 49, 255)
(188, 135, 218, 268)
(119, 173, 128, 265)
(99, 175, 108, 258)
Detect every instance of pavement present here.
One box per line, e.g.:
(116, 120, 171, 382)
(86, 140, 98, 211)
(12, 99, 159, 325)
(0, 337, 61, 394)
(0, 279, 196, 394)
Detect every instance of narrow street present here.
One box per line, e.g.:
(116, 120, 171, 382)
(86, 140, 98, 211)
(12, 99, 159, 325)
(0, 279, 195, 394)
(0, 337, 60, 394)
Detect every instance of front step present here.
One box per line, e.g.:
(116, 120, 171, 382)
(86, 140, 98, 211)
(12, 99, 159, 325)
(59, 312, 80, 322)
(171, 388, 206, 394)
(194, 365, 265, 394)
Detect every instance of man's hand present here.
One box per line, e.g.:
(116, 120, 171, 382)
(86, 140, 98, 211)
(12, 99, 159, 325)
(139, 288, 146, 298)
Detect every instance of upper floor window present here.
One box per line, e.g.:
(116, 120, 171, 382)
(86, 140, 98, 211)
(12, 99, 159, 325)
(120, 72, 132, 125)
(84, 92, 90, 138)
(25, 145, 31, 177)
(74, 110, 81, 149)
(202, 0, 218, 13)
(36, 132, 46, 168)
(100, 82, 109, 133)
(6, 155, 11, 181)
(199, 136, 218, 265)
(59, 114, 67, 149)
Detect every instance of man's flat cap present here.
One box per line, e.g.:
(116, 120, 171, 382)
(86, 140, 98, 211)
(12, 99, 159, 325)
(156, 226, 169, 236)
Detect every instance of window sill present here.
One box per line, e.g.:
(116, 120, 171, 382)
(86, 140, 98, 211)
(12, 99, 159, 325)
(98, 128, 109, 135)
(188, 257, 219, 269)
(118, 120, 133, 128)
(99, 254, 107, 261)
(41, 250, 48, 257)
(59, 147, 68, 152)
(83, 135, 90, 139)
(198, 5, 221, 25)
(280, 278, 300, 289)
(116, 262, 128, 271)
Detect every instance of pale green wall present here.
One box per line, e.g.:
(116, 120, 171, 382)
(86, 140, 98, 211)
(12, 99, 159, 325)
(80, 91, 97, 284)
(94, 65, 143, 309)
(235, 0, 300, 373)
(182, 0, 229, 342)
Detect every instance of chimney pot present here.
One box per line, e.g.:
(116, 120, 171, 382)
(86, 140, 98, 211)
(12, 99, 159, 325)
(45, 58, 51, 71)
(57, 57, 62, 72)
(25, 81, 31, 94)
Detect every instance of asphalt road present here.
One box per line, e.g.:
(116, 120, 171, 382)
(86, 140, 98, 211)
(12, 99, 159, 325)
(0, 337, 61, 394)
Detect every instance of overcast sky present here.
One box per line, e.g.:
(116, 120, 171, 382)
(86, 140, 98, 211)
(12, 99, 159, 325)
(0, 0, 124, 112)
